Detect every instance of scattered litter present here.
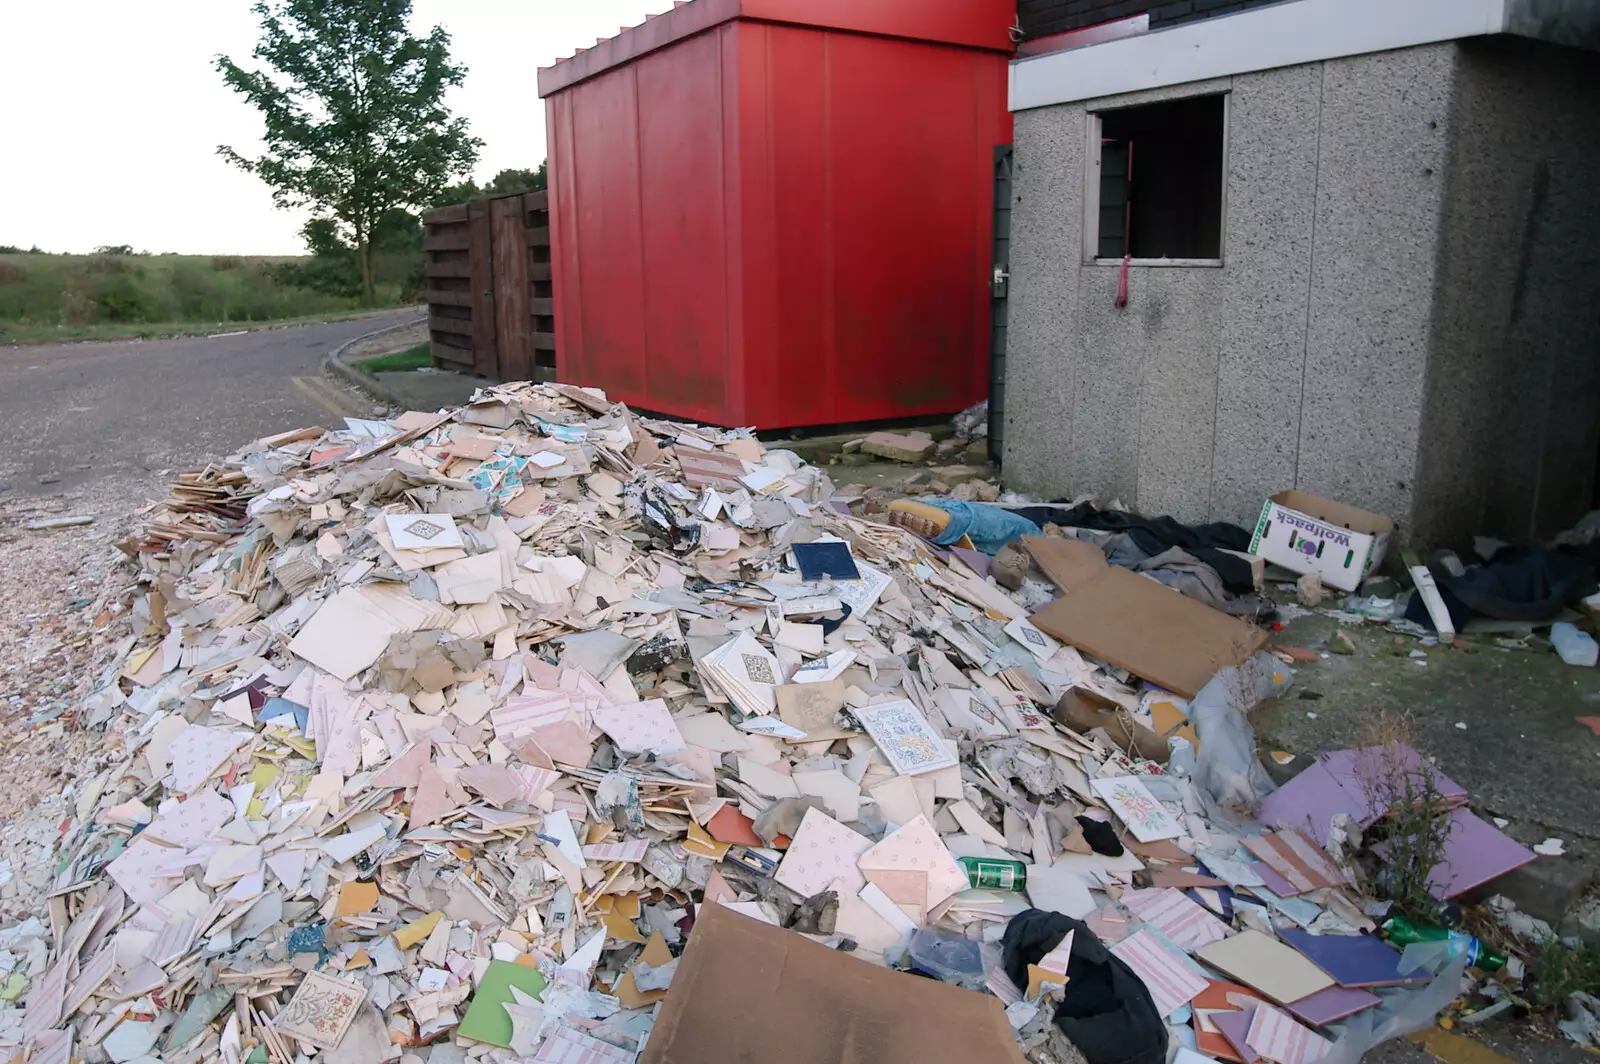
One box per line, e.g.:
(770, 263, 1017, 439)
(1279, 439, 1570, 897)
(1551, 621, 1598, 666)
(0, 381, 1560, 1064)
(1250, 491, 1393, 593)
(1533, 838, 1566, 857)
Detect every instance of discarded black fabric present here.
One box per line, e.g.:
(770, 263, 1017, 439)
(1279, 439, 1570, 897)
(1076, 816, 1126, 857)
(1012, 503, 1256, 592)
(1404, 544, 1597, 629)
(816, 603, 853, 637)
(1002, 909, 1167, 1064)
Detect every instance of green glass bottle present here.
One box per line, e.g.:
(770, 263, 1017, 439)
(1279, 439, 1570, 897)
(1382, 915, 1508, 971)
(958, 856, 1027, 891)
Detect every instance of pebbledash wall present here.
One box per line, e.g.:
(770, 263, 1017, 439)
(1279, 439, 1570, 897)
(1002, 0, 1600, 548)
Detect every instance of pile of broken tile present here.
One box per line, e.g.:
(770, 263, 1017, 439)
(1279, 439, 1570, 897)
(0, 381, 1541, 1064)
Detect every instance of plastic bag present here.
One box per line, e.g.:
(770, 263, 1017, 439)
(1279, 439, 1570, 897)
(1190, 651, 1292, 817)
(1318, 946, 1469, 1063)
(924, 500, 1043, 554)
(907, 929, 986, 989)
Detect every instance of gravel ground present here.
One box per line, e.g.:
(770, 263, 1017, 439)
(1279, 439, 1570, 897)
(0, 311, 417, 921)
(0, 479, 148, 918)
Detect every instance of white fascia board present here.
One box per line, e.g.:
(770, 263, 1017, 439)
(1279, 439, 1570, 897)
(1010, 0, 1510, 111)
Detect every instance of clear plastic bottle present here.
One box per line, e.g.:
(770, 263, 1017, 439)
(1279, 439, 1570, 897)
(1551, 622, 1598, 666)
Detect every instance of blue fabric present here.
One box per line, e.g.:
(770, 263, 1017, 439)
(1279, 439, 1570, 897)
(925, 500, 1041, 554)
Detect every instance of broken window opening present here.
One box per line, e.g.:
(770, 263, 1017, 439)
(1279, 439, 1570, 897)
(1094, 93, 1225, 261)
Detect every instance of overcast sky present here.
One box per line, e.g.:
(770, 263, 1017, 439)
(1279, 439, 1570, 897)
(0, 1, 677, 255)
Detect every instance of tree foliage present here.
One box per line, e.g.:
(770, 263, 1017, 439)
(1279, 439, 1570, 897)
(434, 163, 547, 207)
(488, 163, 547, 195)
(216, 0, 480, 303)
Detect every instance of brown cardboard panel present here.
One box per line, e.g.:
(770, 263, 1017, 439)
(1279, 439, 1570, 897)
(1022, 536, 1108, 593)
(1031, 567, 1267, 698)
(641, 904, 1026, 1064)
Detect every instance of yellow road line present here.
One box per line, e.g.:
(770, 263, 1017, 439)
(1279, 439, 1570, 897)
(1410, 1028, 1521, 1064)
(290, 376, 362, 419)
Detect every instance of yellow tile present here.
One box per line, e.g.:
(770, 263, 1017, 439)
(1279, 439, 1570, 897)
(334, 881, 379, 917)
(394, 910, 445, 949)
(602, 910, 646, 945)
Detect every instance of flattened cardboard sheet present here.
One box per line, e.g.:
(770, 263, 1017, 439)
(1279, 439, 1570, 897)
(1031, 567, 1267, 697)
(1022, 535, 1108, 593)
(640, 904, 1026, 1064)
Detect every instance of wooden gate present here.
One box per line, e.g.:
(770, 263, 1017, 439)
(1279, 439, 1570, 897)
(422, 191, 555, 380)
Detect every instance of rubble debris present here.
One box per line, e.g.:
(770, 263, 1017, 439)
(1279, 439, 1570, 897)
(0, 381, 1561, 1064)
(861, 431, 936, 463)
(951, 400, 988, 444)
(1405, 549, 1458, 641)
(22, 516, 94, 531)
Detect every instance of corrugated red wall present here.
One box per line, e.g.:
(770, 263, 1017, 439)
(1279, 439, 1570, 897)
(544, 0, 1013, 428)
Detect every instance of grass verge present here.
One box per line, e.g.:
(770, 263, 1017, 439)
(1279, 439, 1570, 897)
(355, 343, 432, 373)
(0, 308, 416, 345)
(0, 252, 415, 343)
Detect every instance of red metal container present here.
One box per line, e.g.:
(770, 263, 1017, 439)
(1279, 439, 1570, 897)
(539, 0, 1014, 428)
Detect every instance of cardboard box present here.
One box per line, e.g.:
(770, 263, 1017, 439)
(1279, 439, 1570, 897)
(642, 903, 1026, 1064)
(1249, 491, 1393, 593)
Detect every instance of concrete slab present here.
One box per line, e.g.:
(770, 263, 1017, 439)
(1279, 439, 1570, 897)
(1253, 609, 1600, 883)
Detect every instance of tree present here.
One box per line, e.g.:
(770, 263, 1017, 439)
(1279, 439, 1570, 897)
(217, 0, 481, 304)
(431, 163, 546, 209)
(434, 179, 482, 207)
(487, 163, 546, 195)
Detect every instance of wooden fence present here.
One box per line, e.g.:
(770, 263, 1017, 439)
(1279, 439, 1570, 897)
(422, 190, 555, 382)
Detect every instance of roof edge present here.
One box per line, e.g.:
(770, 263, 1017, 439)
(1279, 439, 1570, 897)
(1009, 0, 1510, 111)
(539, 0, 1015, 97)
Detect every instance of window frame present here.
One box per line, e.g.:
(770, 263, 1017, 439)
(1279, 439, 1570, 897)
(1082, 90, 1231, 268)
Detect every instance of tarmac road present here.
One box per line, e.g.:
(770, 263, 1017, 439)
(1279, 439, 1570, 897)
(0, 311, 417, 498)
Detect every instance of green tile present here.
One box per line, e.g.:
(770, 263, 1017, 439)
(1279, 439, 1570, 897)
(457, 961, 547, 1047)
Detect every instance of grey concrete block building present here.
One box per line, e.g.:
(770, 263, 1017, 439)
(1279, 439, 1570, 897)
(1001, 0, 1600, 548)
